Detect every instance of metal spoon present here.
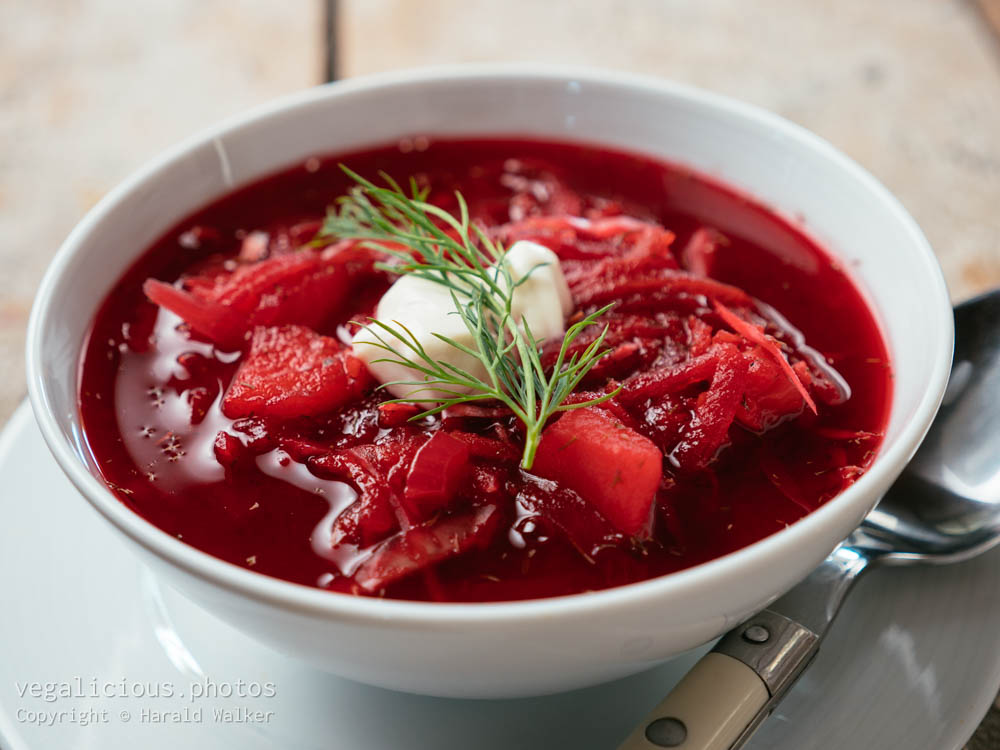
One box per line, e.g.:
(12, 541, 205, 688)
(620, 289, 1000, 750)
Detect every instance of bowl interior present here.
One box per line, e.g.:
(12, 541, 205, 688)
(28, 67, 951, 611)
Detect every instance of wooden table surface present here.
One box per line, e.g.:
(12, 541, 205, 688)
(2, 0, 998, 746)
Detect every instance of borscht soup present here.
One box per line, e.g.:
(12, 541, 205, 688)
(79, 138, 891, 602)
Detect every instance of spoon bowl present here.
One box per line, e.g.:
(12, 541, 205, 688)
(858, 289, 1000, 564)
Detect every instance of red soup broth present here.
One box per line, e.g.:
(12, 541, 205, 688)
(79, 138, 891, 602)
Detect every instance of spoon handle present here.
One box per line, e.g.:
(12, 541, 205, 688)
(617, 611, 818, 750)
(616, 651, 768, 750)
(618, 544, 871, 749)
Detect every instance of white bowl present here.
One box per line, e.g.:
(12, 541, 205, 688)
(26, 65, 952, 698)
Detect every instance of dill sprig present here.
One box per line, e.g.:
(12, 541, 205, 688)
(317, 166, 618, 470)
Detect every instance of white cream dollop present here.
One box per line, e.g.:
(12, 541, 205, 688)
(352, 240, 572, 400)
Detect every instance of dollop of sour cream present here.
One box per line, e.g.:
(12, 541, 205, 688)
(352, 240, 573, 400)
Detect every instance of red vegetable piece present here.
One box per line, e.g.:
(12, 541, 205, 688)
(571, 272, 753, 310)
(687, 315, 714, 357)
(496, 215, 675, 265)
(278, 437, 331, 462)
(186, 385, 215, 425)
(309, 449, 404, 547)
(532, 407, 663, 537)
(377, 402, 423, 428)
(144, 248, 351, 349)
(309, 433, 428, 540)
(354, 504, 500, 593)
(540, 313, 678, 375)
(215, 250, 348, 331)
(330, 492, 400, 549)
(514, 474, 623, 558)
(713, 301, 817, 414)
(669, 346, 748, 471)
(213, 422, 277, 471)
(680, 227, 727, 277)
(446, 431, 520, 462)
(618, 351, 718, 405)
(558, 393, 648, 435)
(231, 416, 277, 452)
(347, 435, 426, 502)
(222, 325, 372, 419)
(402, 432, 472, 522)
(496, 160, 583, 220)
(582, 342, 642, 382)
(471, 465, 506, 496)
(577, 224, 679, 280)
(213, 431, 247, 471)
(144, 279, 245, 347)
(735, 346, 807, 432)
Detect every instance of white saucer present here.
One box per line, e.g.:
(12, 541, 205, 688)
(1, 402, 998, 749)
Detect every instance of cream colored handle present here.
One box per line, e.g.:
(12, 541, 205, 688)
(617, 652, 769, 750)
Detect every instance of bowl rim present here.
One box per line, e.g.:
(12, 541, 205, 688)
(26, 63, 954, 625)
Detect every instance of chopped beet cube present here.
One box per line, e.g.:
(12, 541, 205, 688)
(216, 250, 346, 329)
(353, 505, 500, 592)
(531, 407, 663, 537)
(402, 432, 472, 522)
(222, 325, 372, 419)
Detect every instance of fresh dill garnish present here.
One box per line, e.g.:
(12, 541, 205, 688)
(316, 165, 618, 470)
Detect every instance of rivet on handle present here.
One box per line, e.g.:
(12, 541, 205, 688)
(713, 610, 819, 700)
(741, 624, 770, 644)
(644, 717, 688, 747)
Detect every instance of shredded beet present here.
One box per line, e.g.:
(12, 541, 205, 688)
(712, 300, 818, 415)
